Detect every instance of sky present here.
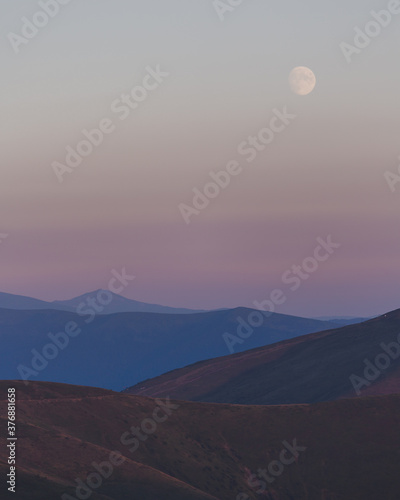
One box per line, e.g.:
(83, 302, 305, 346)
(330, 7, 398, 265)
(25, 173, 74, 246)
(0, 0, 399, 317)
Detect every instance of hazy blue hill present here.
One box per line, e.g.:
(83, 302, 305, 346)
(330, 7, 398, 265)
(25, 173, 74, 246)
(0, 307, 336, 390)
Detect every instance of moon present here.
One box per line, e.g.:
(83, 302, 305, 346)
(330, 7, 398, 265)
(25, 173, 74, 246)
(289, 67, 316, 96)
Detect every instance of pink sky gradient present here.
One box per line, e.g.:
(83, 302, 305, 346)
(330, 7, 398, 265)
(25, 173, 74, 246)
(1, 0, 399, 317)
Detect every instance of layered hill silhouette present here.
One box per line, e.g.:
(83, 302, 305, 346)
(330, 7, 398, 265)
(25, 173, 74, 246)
(0, 290, 202, 315)
(126, 308, 400, 405)
(313, 315, 370, 326)
(0, 307, 337, 390)
(1, 381, 399, 500)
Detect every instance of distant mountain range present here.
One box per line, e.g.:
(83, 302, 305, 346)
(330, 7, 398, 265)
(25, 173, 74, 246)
(0, 306, 338, 390)
(126, 308, 400, 405)
(312, 315, 370, 326)
(0, 290, 203, 315)
(0, 291, 371, 321)
(2, 380, 400, 500)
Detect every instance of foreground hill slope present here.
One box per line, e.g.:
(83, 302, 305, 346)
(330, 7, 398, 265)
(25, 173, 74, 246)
(0, 307, 336, 390)
(1, 381, 400, 500)
(126, 308, 400, 404)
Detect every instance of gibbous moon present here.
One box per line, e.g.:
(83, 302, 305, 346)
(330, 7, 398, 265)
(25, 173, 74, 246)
(289, 67, 316, 96)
